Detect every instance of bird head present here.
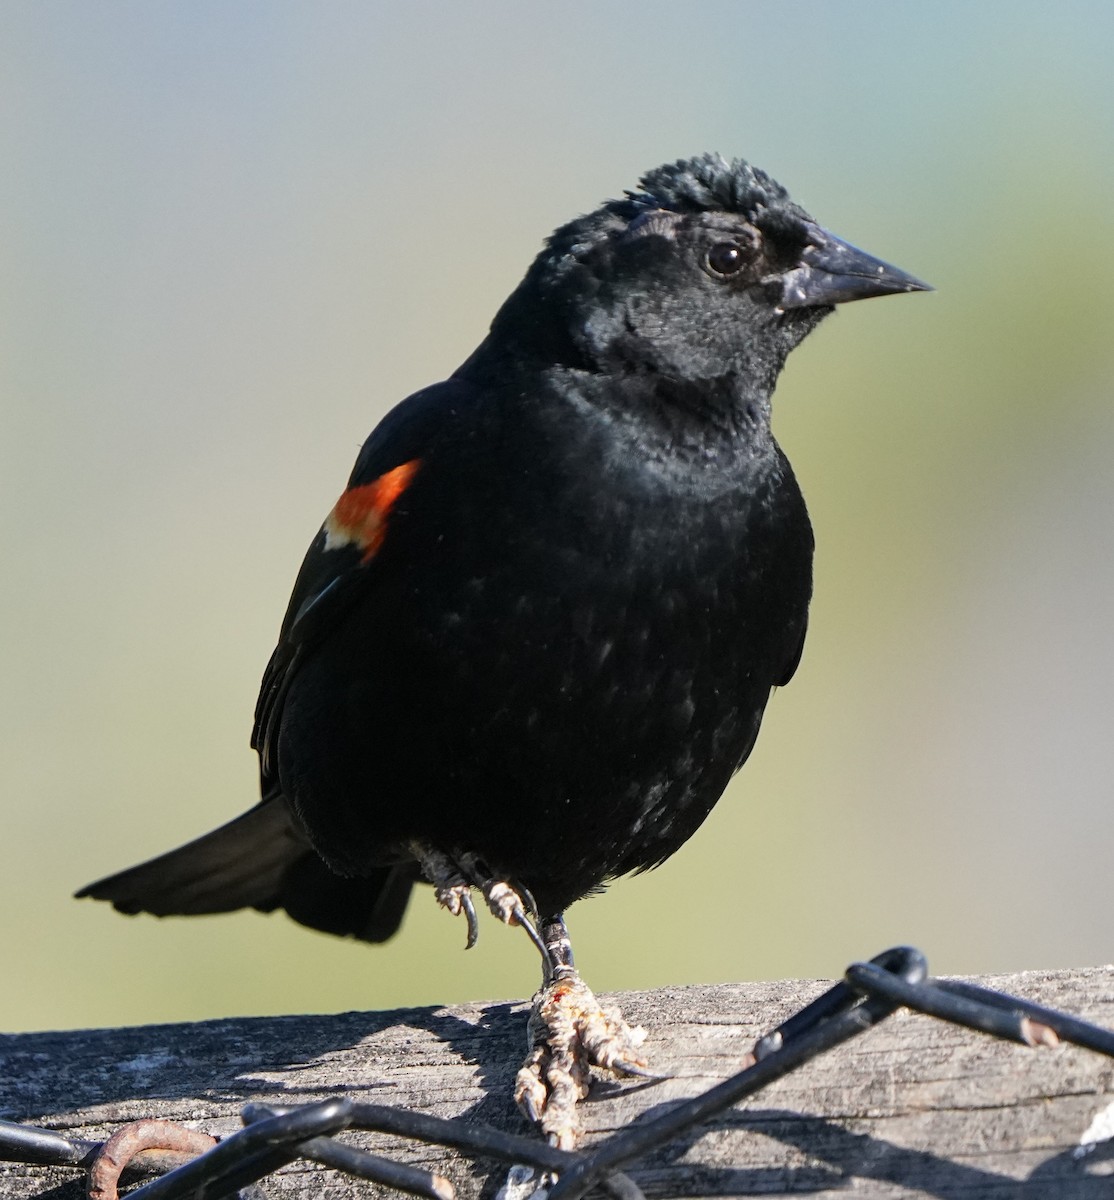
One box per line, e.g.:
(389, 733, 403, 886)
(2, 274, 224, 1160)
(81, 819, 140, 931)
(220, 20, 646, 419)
(483, 154, 929, 398)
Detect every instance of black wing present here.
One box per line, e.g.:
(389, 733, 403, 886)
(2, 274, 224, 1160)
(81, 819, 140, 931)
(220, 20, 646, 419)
(253, 379, 473, 784)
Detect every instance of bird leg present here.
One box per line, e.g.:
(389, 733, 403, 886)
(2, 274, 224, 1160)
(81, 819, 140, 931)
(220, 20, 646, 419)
(514, 914, 648, 1149)
(409, 843, 547, 956)
(410, 846, 648, 1145)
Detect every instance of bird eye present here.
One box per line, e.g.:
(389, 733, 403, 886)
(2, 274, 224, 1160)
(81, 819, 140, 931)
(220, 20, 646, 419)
(706, 242, 748, 278)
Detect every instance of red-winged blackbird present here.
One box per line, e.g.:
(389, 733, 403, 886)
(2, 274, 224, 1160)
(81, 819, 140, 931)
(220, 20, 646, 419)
(78, 154, 928, 1144)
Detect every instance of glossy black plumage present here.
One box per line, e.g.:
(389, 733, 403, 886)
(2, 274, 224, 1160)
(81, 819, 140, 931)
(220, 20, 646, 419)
(79, 154, 927, 943)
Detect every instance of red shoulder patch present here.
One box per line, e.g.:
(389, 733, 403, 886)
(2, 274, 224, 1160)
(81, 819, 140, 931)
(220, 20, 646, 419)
(323, 459, 421, 563)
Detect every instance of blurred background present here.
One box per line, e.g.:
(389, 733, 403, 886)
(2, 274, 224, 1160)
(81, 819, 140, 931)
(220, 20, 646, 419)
(2, 1, 1113, 1034)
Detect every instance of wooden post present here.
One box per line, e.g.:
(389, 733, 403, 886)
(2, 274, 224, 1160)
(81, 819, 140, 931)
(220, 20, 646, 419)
(3, 967, 1114, 1198)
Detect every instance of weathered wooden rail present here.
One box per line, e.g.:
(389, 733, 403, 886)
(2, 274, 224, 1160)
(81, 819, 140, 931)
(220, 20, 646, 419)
(3, 966, 1114, 1198)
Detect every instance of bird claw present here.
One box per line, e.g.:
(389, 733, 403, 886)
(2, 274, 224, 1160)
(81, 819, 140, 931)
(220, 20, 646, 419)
(431, 880, 483, 949)
(483, 878, 525, 924)
(415, 843, 540, 953)
(430, 877, 480, 949)
(514, 970, 648, 1149)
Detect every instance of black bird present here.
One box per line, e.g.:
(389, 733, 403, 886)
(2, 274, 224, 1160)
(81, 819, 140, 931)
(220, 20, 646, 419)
(78, 154, 928, 1144)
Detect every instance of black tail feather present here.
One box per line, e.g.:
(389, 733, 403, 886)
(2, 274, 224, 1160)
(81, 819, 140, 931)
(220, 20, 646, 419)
(76, 799, 414, 944)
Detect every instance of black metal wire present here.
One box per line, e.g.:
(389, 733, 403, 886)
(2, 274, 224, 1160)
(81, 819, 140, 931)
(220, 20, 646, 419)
(3, 945, 1114, 1200)
(0, 1118, 99, 1167)
(294, 1134, 453, 1200)
(119, 1099, 363, 1200)
(245, 1098, 574, 1175)
(545, 946, 928, 1200)
(936, 977, 1114, 1056)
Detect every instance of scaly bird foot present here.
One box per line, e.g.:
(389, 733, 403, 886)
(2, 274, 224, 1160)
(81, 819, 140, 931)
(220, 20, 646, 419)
(514, 970, 648, 1150)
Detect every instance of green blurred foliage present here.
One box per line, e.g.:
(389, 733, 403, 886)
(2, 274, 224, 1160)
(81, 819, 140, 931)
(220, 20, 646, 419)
(2, 1, 1113, 1033)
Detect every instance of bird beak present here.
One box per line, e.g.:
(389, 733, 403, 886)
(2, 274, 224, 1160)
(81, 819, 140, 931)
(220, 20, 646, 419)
(777, 225, 932, 309)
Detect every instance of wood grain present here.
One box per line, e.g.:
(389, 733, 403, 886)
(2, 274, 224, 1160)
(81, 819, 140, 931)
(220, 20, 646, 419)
(3, 967, 1114, 1197)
